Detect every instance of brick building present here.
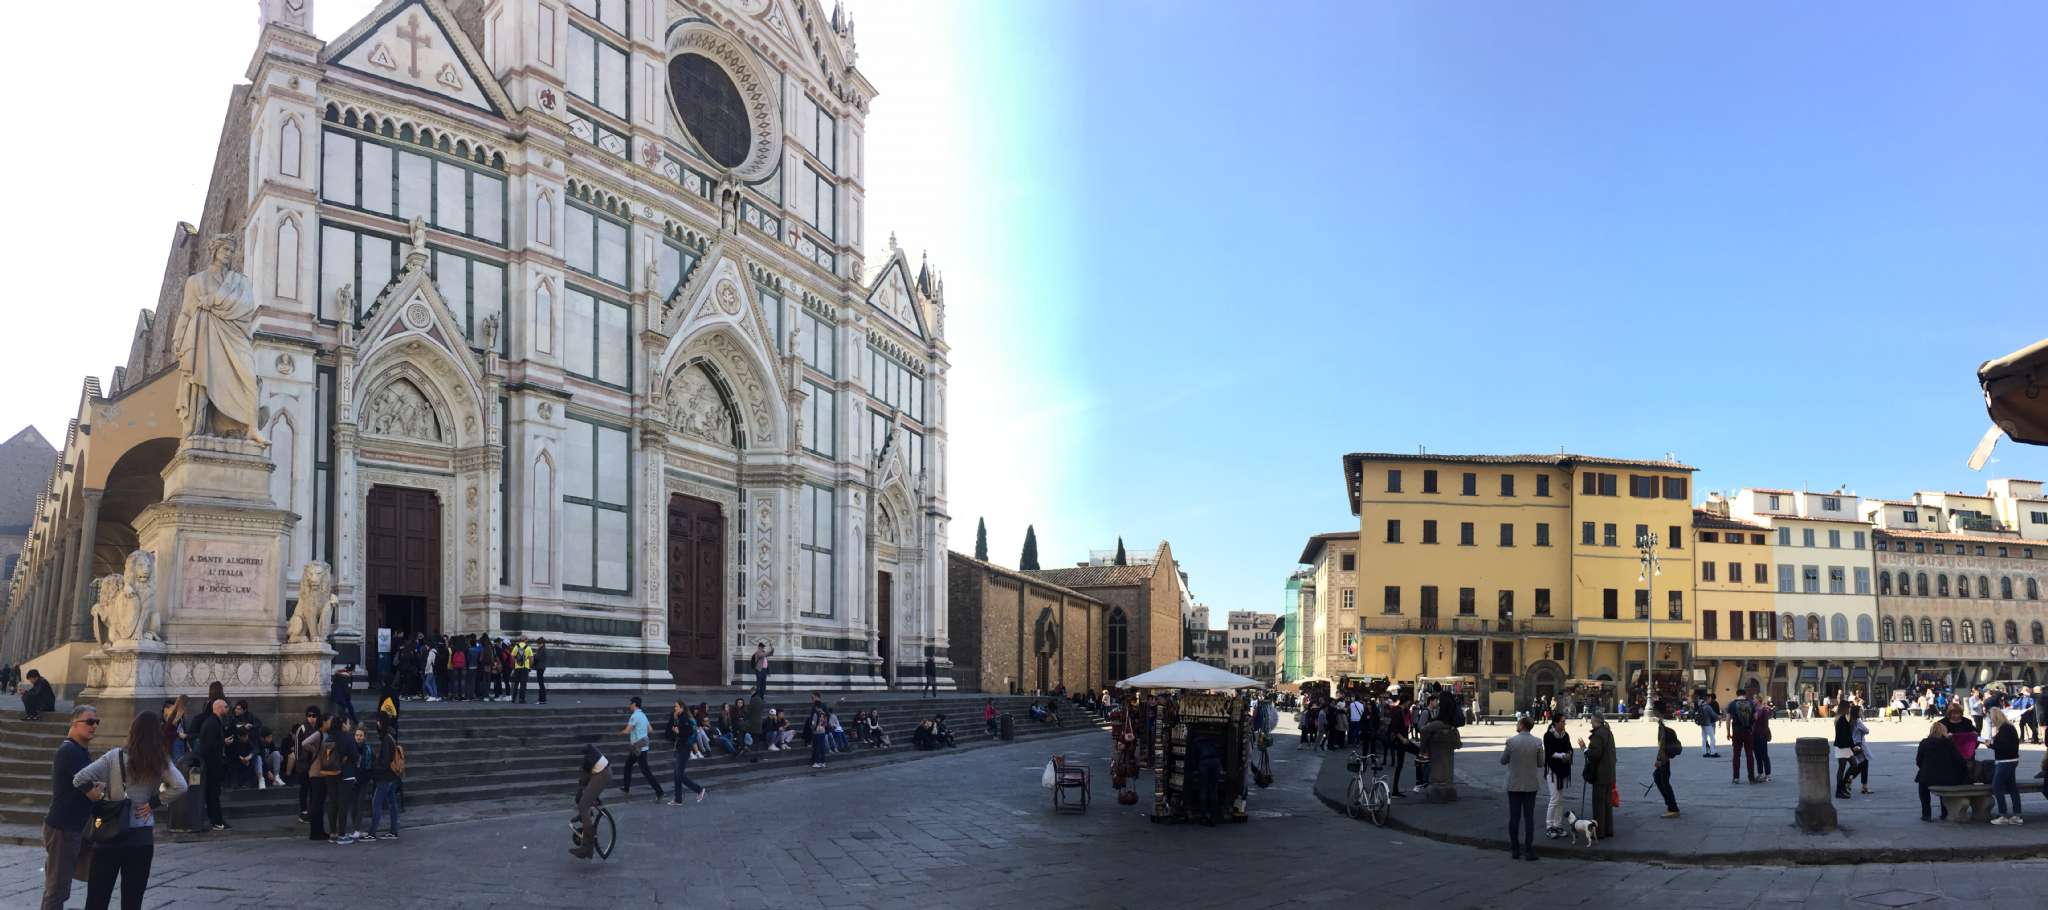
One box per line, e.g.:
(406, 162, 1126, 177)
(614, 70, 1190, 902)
(947, 553, 1108, 694)
(1026, 541, 1188, 685)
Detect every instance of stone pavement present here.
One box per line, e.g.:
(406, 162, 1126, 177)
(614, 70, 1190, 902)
(5, 725, 2048, 908)
(1312, 714, 2048, 864)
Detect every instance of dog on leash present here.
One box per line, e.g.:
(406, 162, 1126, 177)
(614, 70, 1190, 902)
(1563, 810, 1600, 846)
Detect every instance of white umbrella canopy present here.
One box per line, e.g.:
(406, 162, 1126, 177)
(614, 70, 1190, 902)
(1119, 659, 1263, 691)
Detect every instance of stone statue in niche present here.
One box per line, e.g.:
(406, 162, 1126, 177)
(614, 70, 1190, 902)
(665, 368, 735, 444)
(121, 550, 160, 643)
(174, 234, 264, 442)
(407, 215, 429, 261)
(480, 313, 500, 351)
(286, 561, 337, 644)
(364, 380, 441, 442)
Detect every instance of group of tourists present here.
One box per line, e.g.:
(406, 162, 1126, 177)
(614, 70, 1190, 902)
(1913, 699, 2048, 825)
(378, 633, 548, 704)
(1687, 688, 1779, 783)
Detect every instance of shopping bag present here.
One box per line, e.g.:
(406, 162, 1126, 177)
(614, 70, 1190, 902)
(1611, 783, 1621, 808)
(1041, 760, 1055, 789)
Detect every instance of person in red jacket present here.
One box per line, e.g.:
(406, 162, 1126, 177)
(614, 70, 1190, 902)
(984, 699, 999, 738)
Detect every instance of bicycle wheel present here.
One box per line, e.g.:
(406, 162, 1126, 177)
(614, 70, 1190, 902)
(1367, 780, 1391, 828)
(1345, 777, 1364, 819)
(592, 808, 617, 859)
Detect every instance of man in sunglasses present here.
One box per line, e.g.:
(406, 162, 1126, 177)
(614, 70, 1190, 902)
(41, 704, 98, 910)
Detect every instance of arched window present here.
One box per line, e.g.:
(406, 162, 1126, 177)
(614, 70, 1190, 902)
(1879, 572, 1892, 595)
(2030, 578, 2041, 600)
(2034, 621, 2045, 646)
(1921, 618, 1935, 642)
(1979, 576, 1992, 598)
(1898, 570, 1912, 594)
(1808, 613, 1825, 641)
(1881, 617, 1896, 641)
(2006, 620, 2020, 645)
(1782, 613, 1796, 640)
(1106, 608, 1130, 682)
(2001, 577, 2015, 600)
(1963, 620, 1977, 643)
(1980, 619, 1994, 644)
(1938, 575, 1951, 597)
(1831, 614, 1849, 641)
(1901, 616, 1916, 642)
(1916, 572, 1929, 596)
(1957, 573, 1971, 598)
(1940, 619, 1955, 643)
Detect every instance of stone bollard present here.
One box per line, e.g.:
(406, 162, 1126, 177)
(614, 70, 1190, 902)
(1794, 737, 1838, 832)
(1421, 721, 1463, 803)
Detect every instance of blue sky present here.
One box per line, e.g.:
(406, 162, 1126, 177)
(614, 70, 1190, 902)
(907, 2, 2046, 624)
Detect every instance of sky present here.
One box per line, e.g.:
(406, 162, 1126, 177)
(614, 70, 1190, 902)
(4, 2, 2044, 629)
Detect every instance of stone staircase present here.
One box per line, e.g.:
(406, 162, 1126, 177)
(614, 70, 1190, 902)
(0, 692, 1101, 831)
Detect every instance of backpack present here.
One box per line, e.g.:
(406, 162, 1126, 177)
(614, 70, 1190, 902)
(318, 740, 342, 776)
(1660, 725, 1682, 759)
(1730, 698, 1756, 730)
(386, 742, 406, 778)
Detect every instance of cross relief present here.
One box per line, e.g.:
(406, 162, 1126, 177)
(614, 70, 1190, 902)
(396, 14, 433, 79)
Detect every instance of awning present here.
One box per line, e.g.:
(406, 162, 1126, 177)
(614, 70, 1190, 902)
(1973, 336, 2048, 466)
(1120, 659, 1263, 691)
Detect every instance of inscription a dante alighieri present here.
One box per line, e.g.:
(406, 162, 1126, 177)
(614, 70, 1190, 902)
(189, 553, 262, 596)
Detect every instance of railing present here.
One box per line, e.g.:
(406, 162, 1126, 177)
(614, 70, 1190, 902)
(1360, 615, 1573, 635)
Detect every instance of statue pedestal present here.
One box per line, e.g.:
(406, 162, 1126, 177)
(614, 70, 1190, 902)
(1421, 721, 1463, 803)
(1793, 736, 1839, 832)
(278, 640, 334, 701)
(78, 640, 171, 730)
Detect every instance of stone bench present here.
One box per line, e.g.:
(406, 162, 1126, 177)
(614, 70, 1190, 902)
(1928, 784, 1996, 823)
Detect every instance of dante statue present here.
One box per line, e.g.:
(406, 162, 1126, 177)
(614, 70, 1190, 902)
(173, 234, 264, 441)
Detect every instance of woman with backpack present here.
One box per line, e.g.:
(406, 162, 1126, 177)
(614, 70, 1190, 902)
(367, 716, 403, 839)
(322, 716, 364, 844)
(72, 710, 188, 910)
(303, 715, 331, 840)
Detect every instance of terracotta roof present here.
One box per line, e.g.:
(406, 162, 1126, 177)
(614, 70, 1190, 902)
(0, 427, 56, 534)
(1693, 511, 1769, 532)
(1298, 531, 1359, 565)
(948, 552, 1108, 604)
(1024, 562, 1157, 589)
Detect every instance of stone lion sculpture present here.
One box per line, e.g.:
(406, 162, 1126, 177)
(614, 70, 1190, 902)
(88, 574, 129, 646)
(286, 561, 336, 644)
(122, 550, 161, 642)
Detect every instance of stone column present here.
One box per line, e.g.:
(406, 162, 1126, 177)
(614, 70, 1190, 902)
(1794, 736, 1838, 831)
(55, 537, 79, 642)
(70, 490, 103, 641)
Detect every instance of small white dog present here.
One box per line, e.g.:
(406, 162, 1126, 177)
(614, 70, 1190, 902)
(1563, 810, 1600, 846)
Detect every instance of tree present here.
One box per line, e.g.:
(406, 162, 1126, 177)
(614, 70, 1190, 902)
(1114, 537, 1128, 566)
(974, 517, 989, 561)
(1020, 525, 1040, 571)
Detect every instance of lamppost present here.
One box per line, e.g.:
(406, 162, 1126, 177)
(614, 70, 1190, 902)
(1638, 530, 1663, 716)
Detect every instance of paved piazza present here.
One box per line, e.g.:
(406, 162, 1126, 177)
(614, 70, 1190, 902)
(8, 723, 2048, 909)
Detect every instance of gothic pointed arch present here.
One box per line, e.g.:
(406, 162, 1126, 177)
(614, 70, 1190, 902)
(350, 257, 490, 448)
(657, 322, 784, 452)
(661, 360, 745, 448)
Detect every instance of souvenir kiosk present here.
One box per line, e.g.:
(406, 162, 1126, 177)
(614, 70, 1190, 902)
(1118, 660, 1264, 825)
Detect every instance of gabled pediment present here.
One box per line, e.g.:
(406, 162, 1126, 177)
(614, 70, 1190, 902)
(324, 0, 513, 117)
(864, 250, 926, 339)
(356, 254, 489, 395)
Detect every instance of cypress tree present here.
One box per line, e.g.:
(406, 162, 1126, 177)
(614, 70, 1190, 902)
(1020, 525, 1040, 571)
(974, 517, 989, 561)
(1114, 537, 1128, 566)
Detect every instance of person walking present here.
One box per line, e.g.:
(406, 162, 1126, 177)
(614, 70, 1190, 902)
(532, 638, 549, 704)
(1915, 721, 1965, 822)
(512, 638, 533, 704)
(667, 701, 707, 805)
(618, 697, 663, 800)
(40, 705, 98, 910)
(366, 716, 403, 839)
(196, 698, 231, 831)
(1848, 704, 1873, 795)
(2031, 686, 2047, 745)
(1541, 713, 1573, 838)
(1653, 704, 1681, 818)
(923, 647, 937, 698)
(72, 711, 187, 910)
(1500, 717, 1544, 861)
(1726, 687, 1758, 784)
(1989, 708, 2024, 825)
(1583, 712, 1617, 839)
(329, 664, 357, 725)
(1833, 705, 1858, 800)
(1693, 694, 1720, 757)
(1752, 698, 1776, 782)
(751, 642, 775, 696)
(1348, 697, 1365, 752)
(809, 700, 831, 770)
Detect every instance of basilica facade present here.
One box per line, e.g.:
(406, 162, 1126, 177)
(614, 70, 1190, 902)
(2, 0, 951, 693)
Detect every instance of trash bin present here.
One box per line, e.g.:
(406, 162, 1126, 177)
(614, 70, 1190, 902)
(999, 713, 1015, 741)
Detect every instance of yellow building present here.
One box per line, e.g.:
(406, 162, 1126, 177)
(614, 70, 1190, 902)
(1690, 507, 1777, 702)
(1340, 452, 1696, 713)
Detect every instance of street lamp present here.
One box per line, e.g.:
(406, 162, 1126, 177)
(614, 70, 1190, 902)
(1638, 531, 1663, 716)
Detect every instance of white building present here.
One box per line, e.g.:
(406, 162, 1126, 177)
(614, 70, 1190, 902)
(1728, 488, 1880, 699)
(1225, 609, 1277, 681)
(3, 0, 950, 693)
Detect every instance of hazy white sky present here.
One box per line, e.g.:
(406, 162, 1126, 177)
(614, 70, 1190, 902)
(0, 1, 1066, 583)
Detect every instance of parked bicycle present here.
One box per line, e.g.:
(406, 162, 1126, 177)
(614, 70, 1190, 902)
(1346, 750, 1392, 827)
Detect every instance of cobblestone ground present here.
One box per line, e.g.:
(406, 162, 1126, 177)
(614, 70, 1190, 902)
(5, 726, 2048, 909)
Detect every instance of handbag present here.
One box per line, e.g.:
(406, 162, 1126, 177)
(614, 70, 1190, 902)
(87, 749, 133, 845)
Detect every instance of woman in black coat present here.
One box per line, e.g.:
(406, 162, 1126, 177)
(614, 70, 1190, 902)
(1541, 715, 1574, 838)
(1914, 722, 1966, 821)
